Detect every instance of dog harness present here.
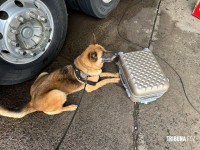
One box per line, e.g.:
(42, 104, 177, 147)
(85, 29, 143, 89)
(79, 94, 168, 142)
(71, 64, 97, 86)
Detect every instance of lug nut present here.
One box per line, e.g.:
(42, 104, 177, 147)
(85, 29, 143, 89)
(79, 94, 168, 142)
(30, 52, 37, 56)
(44, 38, 51, 43)
(18, 50, 27, 55)
(22, 41, 31, 49)
(17, 16, 25, 23)
(10, 40, 19, 47)
(40, 46, 45, 51)
(45, 27, 52, 32)
(10, 27, 19, 34)
(29, 11, 37, 19)
(39, 16, 47, 23)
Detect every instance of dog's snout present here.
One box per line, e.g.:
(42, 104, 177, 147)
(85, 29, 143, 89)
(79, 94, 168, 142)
(103, 52, 111, 57)
(102, 51, 118, 63)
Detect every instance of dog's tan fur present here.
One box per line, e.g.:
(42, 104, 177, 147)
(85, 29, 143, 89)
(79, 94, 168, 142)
(0, 38, 120, 118)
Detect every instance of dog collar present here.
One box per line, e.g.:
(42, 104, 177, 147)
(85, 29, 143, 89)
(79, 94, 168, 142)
(71, 64, 97, 86)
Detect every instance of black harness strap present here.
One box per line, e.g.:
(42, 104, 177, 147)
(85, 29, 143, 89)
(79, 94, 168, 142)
(71, 64, 97, 86)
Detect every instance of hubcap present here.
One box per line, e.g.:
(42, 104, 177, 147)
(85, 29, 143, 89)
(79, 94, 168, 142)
(0, 0, 54, 64)
(22, 27, 33, 39)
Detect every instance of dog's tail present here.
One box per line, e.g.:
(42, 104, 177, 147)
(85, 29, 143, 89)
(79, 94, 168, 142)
(0, 103, 36, 118)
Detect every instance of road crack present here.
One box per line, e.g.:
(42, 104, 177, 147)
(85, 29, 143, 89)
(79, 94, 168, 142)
(133, 103, 139, 150)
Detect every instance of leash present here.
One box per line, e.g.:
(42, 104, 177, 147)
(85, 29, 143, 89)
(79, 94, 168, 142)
(55, 76, 88, 150)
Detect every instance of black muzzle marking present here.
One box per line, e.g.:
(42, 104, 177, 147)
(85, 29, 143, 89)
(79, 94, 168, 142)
(102, 52, 118, 63)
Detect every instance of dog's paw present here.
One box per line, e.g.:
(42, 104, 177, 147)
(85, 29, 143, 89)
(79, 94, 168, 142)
(113, 73, 120, 78)
(112, 78, 120, 83)
(85, 86, 94, 93)
(69, 105, 78, 111)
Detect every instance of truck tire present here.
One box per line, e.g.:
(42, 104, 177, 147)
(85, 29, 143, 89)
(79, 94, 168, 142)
(0, 0, 68, 85)
(66, 0, 120, 18)
(66, 0, 80, 11)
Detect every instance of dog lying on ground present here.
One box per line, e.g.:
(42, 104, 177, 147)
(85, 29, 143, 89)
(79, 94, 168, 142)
(0, 36, 120, 118)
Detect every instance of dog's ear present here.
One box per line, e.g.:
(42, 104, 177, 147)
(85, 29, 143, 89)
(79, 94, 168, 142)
(90, 33, 96, 45)
(88, 51, 98, 61)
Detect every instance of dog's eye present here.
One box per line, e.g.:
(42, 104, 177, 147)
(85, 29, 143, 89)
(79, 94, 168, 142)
(89, 52, 98, 61)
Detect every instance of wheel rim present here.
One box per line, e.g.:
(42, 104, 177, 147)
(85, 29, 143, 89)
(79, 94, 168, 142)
(102, 0, 112, 3)
(0, 0, 54, 64)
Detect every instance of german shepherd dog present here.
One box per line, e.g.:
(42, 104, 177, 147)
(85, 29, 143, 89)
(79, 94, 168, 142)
(0, 36, 120, 118)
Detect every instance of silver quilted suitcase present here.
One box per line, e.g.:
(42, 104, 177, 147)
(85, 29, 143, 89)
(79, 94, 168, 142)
(117, 48, 169, 104)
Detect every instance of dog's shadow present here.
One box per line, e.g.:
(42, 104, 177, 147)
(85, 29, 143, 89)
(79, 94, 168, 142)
(63, 91, 83, 107)
(0, 80, 32, 111)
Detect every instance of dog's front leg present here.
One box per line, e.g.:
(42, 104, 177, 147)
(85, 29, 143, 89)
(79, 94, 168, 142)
(85, 78, 120, 92)
(100, 72, 119, 78)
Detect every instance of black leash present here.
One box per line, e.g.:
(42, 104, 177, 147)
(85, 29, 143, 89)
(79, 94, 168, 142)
(54, 2, 141, 149)
(55, 78, 88, 150)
